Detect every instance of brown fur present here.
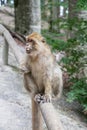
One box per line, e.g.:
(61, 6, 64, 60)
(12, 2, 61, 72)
(22, 32, 63, 100)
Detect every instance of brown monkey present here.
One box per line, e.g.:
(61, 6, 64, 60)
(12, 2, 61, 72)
(22, 32, 63, 102)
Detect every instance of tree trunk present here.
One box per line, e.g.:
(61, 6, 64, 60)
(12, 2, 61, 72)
(63, 0, 67, 17)
(68, 0, 78, 19)
(14, 0, 41, 35)
(7, 0, 10, 3)
(49, 0, 60, 32)
(68, 0, 78, 38)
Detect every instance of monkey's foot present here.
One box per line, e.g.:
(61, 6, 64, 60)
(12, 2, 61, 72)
(34, 94, 51, 104)
(42, 94, 51, 103)
(34, 94, 42, 104)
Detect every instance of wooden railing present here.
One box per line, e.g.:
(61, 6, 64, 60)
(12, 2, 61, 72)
(0, 24, 64, 130)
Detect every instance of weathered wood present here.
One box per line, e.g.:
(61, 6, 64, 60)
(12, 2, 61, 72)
(0, 8, 14, 17)
(2, 24, 26, 44)
(32, 99, 43, 130)
(2, 40, 9, 65)
(39, 102, 64, 130)
(0, 24, 23, 64)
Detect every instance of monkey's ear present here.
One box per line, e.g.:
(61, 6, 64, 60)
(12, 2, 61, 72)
(41, 37, 46, 43)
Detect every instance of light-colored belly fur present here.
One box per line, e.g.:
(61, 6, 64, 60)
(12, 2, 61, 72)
(29, 54, 63, 97)
(30, 55, 53, 92)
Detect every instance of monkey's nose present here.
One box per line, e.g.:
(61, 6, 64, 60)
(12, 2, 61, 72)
(26, 47, 32, 53)
(26, 48, 30, 51)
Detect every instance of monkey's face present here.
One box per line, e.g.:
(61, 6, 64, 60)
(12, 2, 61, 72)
(25, 33, 47, 55)
(26, 39, 37, 54)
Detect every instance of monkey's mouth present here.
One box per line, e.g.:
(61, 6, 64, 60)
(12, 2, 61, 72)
(26, 49, 32, 54)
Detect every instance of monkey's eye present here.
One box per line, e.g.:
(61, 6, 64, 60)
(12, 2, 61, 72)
(28, 39, 33, 42)
(28, 39, 35, 44)
(42, 38, 46, 43)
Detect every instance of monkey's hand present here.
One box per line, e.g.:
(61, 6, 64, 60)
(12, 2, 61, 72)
(19, 63, 30, 73)
(42, 94, 51, 103)
(34, 94, 42, 104)
(34, 94, 51, 104)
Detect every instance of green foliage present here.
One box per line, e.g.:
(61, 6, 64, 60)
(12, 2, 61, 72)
(41, 0, 68, 32)
(7, 0, 14, 7)
(77, 0, 87, 10)
(42, 30, 67, 51)
(67, 78, 87, 110)
(63, 19, 87, 111)
(41, 0, 87, 113)
(42, 19, 87, 112)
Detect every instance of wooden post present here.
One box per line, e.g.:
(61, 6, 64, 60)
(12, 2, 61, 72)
(39, 102, 64, 130)
(32, 98, 43, 130)
(2, 40, 9, 65)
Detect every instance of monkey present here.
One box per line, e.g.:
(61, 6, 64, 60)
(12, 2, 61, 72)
(21, 32, 63, 103)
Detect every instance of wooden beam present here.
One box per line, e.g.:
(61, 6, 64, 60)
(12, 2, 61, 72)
(0, 8, 14, 17)
(2, 24, 26, 44)
(39, 102, 64, 130)
(2, 40, 9, 65)
(0, 24, 23, 64)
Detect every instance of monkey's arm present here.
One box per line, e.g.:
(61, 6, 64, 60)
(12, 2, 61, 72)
(44, 79, 52, 102)
(35, 79, 52, 104)
(35, 78, 52, 103)
(52, 64, 63, 99)
(20, 55, 30, 73)
(24, 72, 38, 96)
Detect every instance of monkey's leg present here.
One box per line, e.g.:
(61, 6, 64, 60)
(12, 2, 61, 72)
(44, 80, 52, 102)
(54, 76, 63, 99)
(36, 80, 52, 103)
(23, 72, 37, 95)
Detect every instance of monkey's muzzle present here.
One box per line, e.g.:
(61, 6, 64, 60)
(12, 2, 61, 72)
(26, 48, 32, 54)
(26, 44, 32, 54)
